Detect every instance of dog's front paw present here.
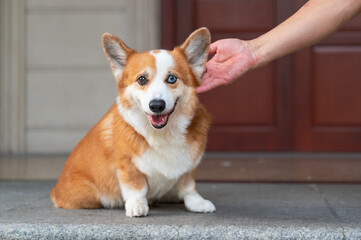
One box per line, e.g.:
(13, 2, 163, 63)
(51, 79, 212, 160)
(125, 198, 149, 217)
(185, 194, 216, 213)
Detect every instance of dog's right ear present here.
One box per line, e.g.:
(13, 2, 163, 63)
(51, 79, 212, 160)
(102, 33, 134, 81)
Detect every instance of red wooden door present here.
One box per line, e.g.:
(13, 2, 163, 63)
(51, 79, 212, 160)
(293, 1, 361, 151)
(161, 0, 361, 152)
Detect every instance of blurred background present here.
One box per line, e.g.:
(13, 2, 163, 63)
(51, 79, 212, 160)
(1, 0, 361, 182)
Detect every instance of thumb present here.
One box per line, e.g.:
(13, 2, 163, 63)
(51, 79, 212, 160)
(208, 42, 218, 56)
(196, 81, 217, 93)
(196, 84, 210, 93)
(197, 74, 216, 93)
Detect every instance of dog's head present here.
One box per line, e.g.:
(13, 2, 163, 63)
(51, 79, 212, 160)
(102, 28, 210, 130)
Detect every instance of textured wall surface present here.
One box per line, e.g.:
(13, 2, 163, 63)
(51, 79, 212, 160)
(23, 0, 159, 153)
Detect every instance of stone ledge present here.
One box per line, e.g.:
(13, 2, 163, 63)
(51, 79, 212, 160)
(1, 181, 360, 239)
(2, 224, 358, 240)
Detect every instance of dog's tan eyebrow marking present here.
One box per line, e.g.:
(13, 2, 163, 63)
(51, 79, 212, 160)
(168, 71, 177, 76)
(135, 69, 151, 79)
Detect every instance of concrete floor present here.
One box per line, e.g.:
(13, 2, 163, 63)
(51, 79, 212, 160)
(0, 181, 360, 239)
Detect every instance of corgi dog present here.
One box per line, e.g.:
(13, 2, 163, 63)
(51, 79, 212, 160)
(50, 27, 215, 217)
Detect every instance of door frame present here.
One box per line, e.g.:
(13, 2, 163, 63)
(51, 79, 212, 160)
(0, 0, 27, 154)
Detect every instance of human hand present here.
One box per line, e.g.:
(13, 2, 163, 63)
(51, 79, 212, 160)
(197, 39, 257, 93)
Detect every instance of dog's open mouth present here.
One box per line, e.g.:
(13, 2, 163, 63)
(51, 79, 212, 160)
(147, 100, 177, 129)
(148, 114, 170, 129)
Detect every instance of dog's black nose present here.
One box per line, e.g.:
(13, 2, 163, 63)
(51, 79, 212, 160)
(149, 99, 166, 113)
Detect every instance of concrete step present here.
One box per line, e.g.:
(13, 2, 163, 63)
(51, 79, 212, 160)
(0, 181, 360, 239)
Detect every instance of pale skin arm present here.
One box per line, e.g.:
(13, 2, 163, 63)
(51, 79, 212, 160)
(197, 0, 361, 93)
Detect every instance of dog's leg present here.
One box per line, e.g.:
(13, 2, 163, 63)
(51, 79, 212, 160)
(177, 171, 216, 213)
(51, 173, 103, 209)
(116, 168, 149, 217)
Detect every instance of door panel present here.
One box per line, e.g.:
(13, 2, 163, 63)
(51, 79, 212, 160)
(195, 0, 275, 32)
(294, 47, 361, 151)
(313, 47, 361, 126)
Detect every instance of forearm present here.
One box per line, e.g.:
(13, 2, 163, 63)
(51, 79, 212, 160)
(250, 0, 361, 68)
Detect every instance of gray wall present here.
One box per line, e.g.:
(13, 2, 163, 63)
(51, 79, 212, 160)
(0, 0, 160, 154)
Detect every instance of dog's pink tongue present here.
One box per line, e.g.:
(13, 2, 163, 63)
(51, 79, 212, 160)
(151, 114, 168, 125)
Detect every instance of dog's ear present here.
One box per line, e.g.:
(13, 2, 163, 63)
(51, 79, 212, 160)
(102, 33, 134, 81)
(179, 27, 211, 81)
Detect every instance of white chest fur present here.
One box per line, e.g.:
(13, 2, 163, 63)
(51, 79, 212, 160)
(133, 143, 195, 199)
(116, 96, 198, 200)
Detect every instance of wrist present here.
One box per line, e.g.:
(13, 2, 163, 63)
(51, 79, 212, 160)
(246, 37, 269, 69)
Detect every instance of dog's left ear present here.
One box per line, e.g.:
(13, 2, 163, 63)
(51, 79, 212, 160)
(180, 27, 211, 81)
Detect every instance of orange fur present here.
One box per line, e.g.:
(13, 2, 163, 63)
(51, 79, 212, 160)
(170, 48, 200, 88)
(51, 104, 149, 209)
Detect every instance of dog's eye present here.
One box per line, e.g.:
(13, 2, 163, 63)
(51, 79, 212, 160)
(137, 76, 148, 86)
(166, 74, 177, 84)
